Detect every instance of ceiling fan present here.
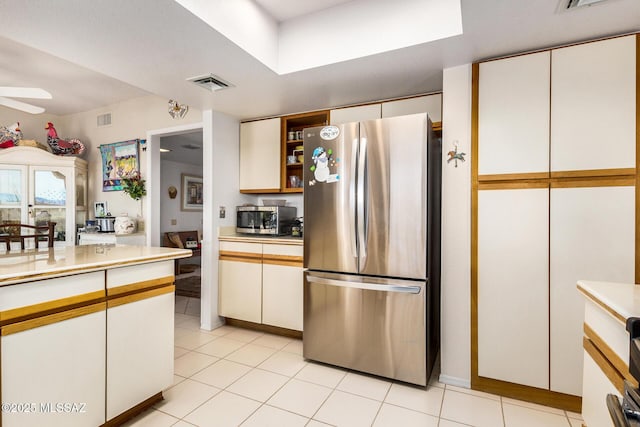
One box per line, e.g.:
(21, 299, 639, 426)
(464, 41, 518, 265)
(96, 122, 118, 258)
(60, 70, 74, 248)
(0, 87, 52, 114)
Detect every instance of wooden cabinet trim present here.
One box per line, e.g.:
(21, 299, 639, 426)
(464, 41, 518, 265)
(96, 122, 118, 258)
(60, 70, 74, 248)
(578, 286, 626, 325)
(0, 289, 106, 326)
(106, 276, 175, 297)
(102, 392, 163, 427)
(479, 172, 550, 182)
(240, 188, 281, 194)
(1, 302, 106, 336)
(219, 251, 263, 263)
(550, 176, 635, 188)
(107, 285, 175, 309)
(583, 322, 637, 387)
(583, 336, 625, 394)
(478, 181, 549, 190)
(262, 254, 303, 267)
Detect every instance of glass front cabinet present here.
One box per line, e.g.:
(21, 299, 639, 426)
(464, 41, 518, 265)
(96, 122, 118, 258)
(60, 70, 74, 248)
(0, 146, 88, 247)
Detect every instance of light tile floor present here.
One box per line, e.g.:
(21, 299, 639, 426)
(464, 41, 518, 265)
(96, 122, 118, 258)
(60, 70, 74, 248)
(124, 305, 585, 427)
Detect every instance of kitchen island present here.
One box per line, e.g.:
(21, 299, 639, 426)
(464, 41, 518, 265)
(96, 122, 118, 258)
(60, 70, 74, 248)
(0, 244, 191, 427)
(577, 280, 640, 427)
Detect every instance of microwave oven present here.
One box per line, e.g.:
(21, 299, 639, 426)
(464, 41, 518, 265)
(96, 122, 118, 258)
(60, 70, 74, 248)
(236, 206, 297, 235)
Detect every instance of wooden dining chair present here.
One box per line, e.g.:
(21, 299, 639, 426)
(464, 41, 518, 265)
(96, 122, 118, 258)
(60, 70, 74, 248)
(0, 222, 56, 250)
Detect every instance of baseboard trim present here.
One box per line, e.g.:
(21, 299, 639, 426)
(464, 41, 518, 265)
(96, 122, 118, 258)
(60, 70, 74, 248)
(439, 374, 471, 388)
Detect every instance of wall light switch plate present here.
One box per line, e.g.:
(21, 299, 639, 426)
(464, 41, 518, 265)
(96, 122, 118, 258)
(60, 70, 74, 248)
(219, 206, 226, 218)
(171, 219, 177, 225)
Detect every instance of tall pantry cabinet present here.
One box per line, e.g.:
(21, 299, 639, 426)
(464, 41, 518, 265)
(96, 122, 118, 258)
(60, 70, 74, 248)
(472, 34, 638, 411)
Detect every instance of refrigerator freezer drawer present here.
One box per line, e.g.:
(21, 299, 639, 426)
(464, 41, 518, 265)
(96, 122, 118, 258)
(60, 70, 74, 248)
(303, 271, 427, 386)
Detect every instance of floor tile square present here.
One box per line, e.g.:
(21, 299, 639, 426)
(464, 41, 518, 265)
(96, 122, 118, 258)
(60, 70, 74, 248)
(226, 368, 289, 402)
(174, 346, 190, 359)
(267, 378, 332, 417)
(446, 384, 501, 401)
(173, 351, 218, 377)
(174, 329, 217, 350)
(121, 408, 179, 426)
(191, 359, 252, 389)
(373, 403, 439, 427)
(336, 372, 392, 401)
(183, 390, 260, 427)
(169, 374, 186, 389)
(440, 389, 503, 427)
(503, 403, 571, 427)
(294, 362, 347, 388)
(241, 404, 309, 427)
(305, 420, 332, 427)
(195, 336, 246, 358)
(314, 390, 381, 427)
(175, 314, 201, 329)
(225, 328, 264, 343)
(569, 418, 582, 427)
(226, 343, 278, 367)
(154, 378, 220, 418)
(258, 350, 308, 377)
(384, 383, 443, 416)
(185, 298, 201, 316)
(252, 334, 294, 350)
(282, 339, 303, 355)
(502, 397, 565, 415)
(438, 420, 472, 427)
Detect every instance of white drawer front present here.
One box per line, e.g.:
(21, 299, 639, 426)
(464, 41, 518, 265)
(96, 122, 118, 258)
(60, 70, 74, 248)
(263, 243, 303, 257)
(220, 241, 262, 254)
(0, 271, 104, 311)
(106, 260, 174, 289)
(584, 298, 628, 366)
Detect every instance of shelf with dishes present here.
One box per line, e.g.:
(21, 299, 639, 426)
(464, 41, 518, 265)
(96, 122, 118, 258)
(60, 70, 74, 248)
(281, 110, 329, 193)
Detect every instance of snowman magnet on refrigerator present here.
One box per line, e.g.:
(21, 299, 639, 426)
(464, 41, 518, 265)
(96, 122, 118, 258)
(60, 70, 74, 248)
(309, 146, 339, 185)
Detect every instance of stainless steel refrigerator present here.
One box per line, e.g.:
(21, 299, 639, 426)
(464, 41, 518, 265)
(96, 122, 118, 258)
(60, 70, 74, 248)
(303, 113, 441, 386)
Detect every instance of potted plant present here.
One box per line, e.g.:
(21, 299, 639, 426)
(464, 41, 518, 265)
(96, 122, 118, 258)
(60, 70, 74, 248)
(121, 170, 146, 201)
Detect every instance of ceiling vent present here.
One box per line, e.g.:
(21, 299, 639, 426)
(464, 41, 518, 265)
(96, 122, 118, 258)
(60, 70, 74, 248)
(97, 112, 111, 127)
(187, 74, 234, 92)
(564, 0, 608, 9)
(181, 144, 201, 150)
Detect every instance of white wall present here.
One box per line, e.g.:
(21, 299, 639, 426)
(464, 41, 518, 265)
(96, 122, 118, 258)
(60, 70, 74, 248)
(440, 64, 472, 387)
(61, 95, 202, 222)
(201, 110, 253, 330)
(160, 159, 203, 235)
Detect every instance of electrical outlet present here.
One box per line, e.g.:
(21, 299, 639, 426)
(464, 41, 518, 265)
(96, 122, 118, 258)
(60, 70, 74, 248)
(220, 206, 226, 218)
(171, 219, 177, 225)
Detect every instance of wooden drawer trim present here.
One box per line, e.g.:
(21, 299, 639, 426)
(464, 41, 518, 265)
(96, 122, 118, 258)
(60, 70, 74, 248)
(584, 322, 638, 387)
(107, 285, 175, 309)
(1, 302, 106, 336)
(478, 181, 549, 190)
(0, 289, 106, 326)
(107, 276, 175, 297)
(262, 254, 303, 267)
(550, 168, 636, 179)
(578, 287, 626, 324)
(583, 336, 626, 394)
(550, 176, 635, 188)
(219, 251, 263, 263)
(479, 172, 550, 182)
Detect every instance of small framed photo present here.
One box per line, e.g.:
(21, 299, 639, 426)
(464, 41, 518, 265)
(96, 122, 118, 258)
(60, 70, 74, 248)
(181, 174, 203, 211)
(94, 201, 108, 218)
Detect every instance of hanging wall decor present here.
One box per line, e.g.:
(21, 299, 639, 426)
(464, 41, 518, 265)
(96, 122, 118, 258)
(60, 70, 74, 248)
(99, 139, 140, 191)
(181, 174, 203, 211)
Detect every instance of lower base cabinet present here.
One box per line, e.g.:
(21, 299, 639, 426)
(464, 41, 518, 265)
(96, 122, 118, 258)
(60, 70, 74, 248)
(1, 308, 106, 427)
(219, 240, 303, 331)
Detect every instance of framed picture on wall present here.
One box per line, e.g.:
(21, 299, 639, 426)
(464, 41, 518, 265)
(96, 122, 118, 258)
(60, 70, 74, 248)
(181, 174, 203, 211)
(99, 139, 140, 191)
(94, 201, 108, 218)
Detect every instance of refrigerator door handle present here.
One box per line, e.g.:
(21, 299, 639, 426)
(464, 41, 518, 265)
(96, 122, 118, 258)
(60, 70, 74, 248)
(357, 135, 368, 267)
(307, 275, 422, 294)
(349, 137, 359, 260)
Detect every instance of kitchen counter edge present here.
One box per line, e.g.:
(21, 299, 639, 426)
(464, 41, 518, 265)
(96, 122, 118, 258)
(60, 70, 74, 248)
(577, 280, 640, 324)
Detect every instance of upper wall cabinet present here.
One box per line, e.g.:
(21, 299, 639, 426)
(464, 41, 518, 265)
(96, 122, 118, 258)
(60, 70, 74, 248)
(330, 104, 381, 125)
(478, 52, 551, 176)
(551, 35, 636, 172)
(382, 94, 442, 121)
(240, 118, 281, 193)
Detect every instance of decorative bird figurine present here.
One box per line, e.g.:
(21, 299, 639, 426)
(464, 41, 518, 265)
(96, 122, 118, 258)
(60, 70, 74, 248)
(45, 122, 85, 156)
(0, 122, 23, 148)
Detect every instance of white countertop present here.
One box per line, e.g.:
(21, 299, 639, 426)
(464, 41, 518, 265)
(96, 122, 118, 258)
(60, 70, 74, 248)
(577, 280, 640, 324)
(0, 245, 192, 286)
(218, 226, 303, 245)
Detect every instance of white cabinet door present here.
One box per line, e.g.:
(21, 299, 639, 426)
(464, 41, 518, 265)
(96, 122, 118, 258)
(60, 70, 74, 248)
(382, 94, 442, 121)
(240, 118, 281, 191)
(550, 186, 635, 396)
(551, 35, 636, 172)
(478, 52, 550, 175)
(1, 310, 106, 427)
(106, 292, 174, 420)
(219, 259, 262, 323)
(478, 188, 549, 389)
(330, 104, 381, 125)
(262, 264, 303, 330)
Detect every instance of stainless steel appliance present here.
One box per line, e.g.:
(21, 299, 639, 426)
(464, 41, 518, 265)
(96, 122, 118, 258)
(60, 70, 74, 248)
(303, 113, 441, 386)
(95, 216, 115, 233)
(236, 205, 296, 235)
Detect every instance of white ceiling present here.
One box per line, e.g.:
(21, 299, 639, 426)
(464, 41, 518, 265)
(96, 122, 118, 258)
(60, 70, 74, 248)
(254, 0, 354, 22)
(0, 0, 638, 121)
(160, 131, 204, 166)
